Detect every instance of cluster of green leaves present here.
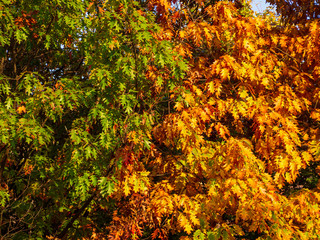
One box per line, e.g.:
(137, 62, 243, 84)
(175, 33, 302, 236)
(0, 0, 186, 239)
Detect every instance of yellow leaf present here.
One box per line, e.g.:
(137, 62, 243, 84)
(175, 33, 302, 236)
(232, 184, 242, 195)
(184, 223, 193, 234)
(261, 78, 269, 86)
(271, 35, 278, 44)
(203, 26, 213, 43)
(239, 89, 248, 99)
(133, 178, 140, 193)
(302, 151, 313, 164)
(279, 36, 287, 48)
(179, 214, 193, 234)
(190, 213, 200, 226)
(177, 119, 184, 131)
(200, 110, 210, 122)
(215, 122, 230, 139)
(175, 102, 184, 111)
(124, 181, 130, 196)
(302, 133, 309, 141)
(207, 81, 215, 93)
(243, 39, 255, 52)
(220, 68, 229, 80)
(310, 110, 320, 120)
(277, 155, 288, 169)
(184, 93, 194, 104)
(192, 85, 202, 96)
(208, 182, 218, 197)
(285, 172, 292, 183)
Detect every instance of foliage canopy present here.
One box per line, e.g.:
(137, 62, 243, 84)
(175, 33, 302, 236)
(1, 0, 320, 239)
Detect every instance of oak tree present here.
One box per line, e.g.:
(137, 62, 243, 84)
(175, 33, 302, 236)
(0, 0, 320, 239)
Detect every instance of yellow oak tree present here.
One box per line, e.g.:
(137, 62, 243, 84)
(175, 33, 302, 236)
(108, 0, 320, 239)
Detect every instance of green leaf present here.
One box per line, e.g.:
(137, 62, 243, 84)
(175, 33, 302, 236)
(222, 229, 228, 240)
(0, 189, 10, 207)
(207, 231, 216, 240)
(99, 177, 115, 197)
(193, 229, 205, 240)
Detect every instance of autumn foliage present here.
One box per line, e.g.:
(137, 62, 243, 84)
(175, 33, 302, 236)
(1, 0, 320, 239)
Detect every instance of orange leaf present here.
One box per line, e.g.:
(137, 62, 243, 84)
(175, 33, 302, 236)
(17, 106, 26, 114)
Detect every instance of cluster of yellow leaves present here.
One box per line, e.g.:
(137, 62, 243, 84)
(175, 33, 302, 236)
(147, 1, 320, 239)
(121, 171, 150, 196)
(107, 194, 148, 240)
(105, 1, 320, 239)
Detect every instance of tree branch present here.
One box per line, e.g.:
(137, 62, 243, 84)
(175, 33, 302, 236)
(57, 192, 96, 240)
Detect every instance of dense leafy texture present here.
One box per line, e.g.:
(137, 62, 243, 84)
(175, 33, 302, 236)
(0, 0, 320, 239)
